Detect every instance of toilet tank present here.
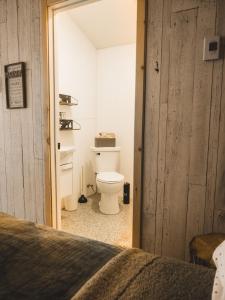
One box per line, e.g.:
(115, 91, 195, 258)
(91, 147, 120, 173)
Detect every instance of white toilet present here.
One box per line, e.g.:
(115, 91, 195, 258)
(91, 147, 124, 214)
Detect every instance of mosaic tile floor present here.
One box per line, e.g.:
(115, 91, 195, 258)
(61, 193, 132, 248)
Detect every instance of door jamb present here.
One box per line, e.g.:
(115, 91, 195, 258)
(132, 0, 147, 248)
(45, 0, 147, 247)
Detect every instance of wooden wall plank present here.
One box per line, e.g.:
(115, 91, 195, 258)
(2, 3, 12, 216)
(204, 0, 225, 233)
(0, 0, 8, 212)
(0, 0, 7, 23)
(6, 0, 25, 218)
(213, 0, 225, 232)
(188, 3, 216, 186)
(31, 0, 45, 224)
(34, 159, 45, 223)
(31, 1, 43, 161)
(185, 184, 206, 259)
(142, 0, 164, 252)
(185, 3, 217, 253)
(162, 9, 197, 259)
(204, 58, 222, 232)
(213, 209, 225, 233)
(160, 0, 171, 106)
(18, 0, 36, 221)
(155, 103, 167, 254)
(154, 0, 172, 255)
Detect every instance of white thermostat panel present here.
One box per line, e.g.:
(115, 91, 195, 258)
(203, 36, 220, 61)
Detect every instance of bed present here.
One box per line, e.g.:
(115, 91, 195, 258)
(0, 213, 215, 300)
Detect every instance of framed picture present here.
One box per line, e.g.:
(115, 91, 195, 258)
(5, 62, 27, 109)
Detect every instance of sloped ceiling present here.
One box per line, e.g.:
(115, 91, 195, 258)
(68, 0, 137, 49)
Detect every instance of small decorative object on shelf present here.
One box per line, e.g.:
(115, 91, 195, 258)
(60, 119, 82, 131)
(95, 132, 116, 147)
(59, 112, 66, 120)
(5, 62, 27, 109)
(59, 94, 78, 106)
(60, 119, 73, 130)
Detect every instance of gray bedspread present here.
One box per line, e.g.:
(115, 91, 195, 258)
(73, 248, 215, 300)
(0, 213, 215, 300)
(0, 213, 120, 300)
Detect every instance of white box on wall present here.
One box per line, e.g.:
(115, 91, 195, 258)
(203, 36, 221, 61)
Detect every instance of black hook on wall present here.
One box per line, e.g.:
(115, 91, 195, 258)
(154, 61, 159, 72)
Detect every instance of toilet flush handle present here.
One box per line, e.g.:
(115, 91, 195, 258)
(96, 153, 100, 156)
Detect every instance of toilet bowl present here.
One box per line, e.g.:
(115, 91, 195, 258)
(96, 171, 124, 214)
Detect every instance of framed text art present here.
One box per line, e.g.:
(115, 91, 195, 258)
(5, 62, 27, 109)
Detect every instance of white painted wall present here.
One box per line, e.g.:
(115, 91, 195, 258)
(55, 12, 97, 198)
(97, 45, 136, 194)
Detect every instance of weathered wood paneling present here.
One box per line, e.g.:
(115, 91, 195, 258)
(185, 184, 206, 258)
(0, 0, 8, 213)
(188, 3, 216, 186)
(185, 2, 217, 260)
(154, 0, 172, 256)
(0, 0, 45, 223)
(214, 0, 225, 229)
(203, 0, 225, 233)
(142, 0, 164, 253)
(142, 0, 225, 259)
(162, 9, 197, 259)
(0, 0, 6, 23)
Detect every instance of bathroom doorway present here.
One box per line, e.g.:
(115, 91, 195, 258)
(48, 0, 146, 248)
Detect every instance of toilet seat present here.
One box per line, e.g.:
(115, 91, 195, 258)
(97, 172, 124, 184)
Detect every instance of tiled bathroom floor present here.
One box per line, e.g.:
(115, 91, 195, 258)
(61, 193, 132, 248)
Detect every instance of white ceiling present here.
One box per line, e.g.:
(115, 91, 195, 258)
(67, 0, 137, 49)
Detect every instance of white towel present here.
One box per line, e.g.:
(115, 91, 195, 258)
(212, 240, 225, 299)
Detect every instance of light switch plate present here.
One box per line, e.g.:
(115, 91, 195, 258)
(203, 36, 220, 61)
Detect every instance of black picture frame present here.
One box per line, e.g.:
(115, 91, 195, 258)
(5, 62, 27, 109)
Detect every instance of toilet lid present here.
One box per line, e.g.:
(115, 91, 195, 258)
(97, 172, 124, 183)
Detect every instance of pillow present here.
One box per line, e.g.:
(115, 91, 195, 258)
(212, 240, 225, 299)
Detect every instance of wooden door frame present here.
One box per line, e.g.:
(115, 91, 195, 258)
(44, 0, 147, 247)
